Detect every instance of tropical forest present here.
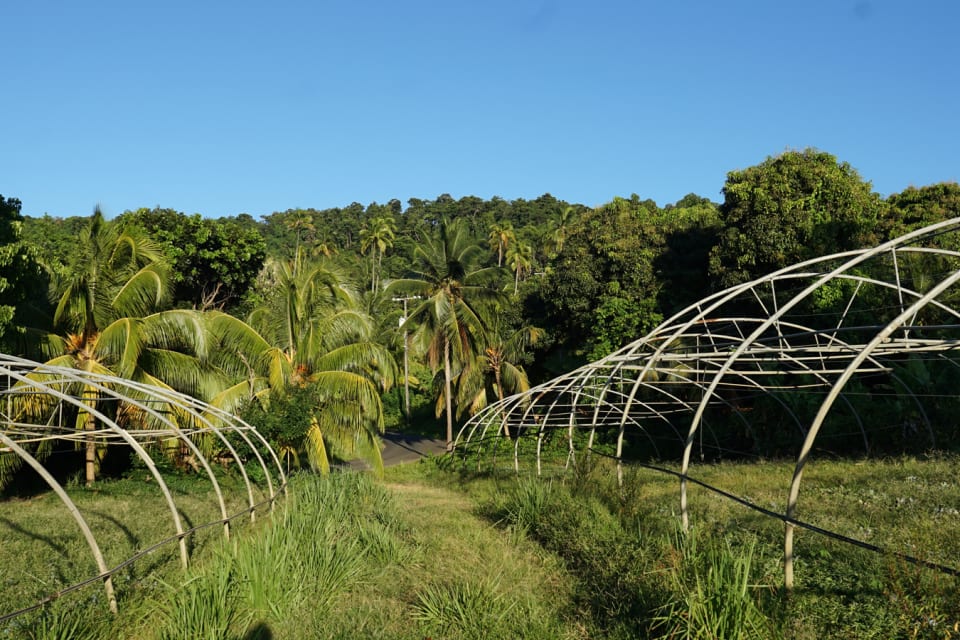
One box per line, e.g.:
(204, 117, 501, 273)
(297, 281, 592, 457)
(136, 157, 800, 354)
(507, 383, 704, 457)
(1, 148, 959, 639)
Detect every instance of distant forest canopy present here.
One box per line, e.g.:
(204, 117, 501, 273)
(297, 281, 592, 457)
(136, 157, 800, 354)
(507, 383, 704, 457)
(8, 148, 960, 383)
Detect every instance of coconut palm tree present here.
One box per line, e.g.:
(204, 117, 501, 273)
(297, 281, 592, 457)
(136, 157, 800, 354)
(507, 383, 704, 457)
(487, 222, 515, 268)
(387, 219, 502, 448)
(206, 251, 397, 473)
(453, 322, 543, 437)
(22, 208, 210, 485)
(360, 215, 396, 292)
(284, 210, 316, 258)
(552, 205, 578, 255)
(506, 240, 534, 294)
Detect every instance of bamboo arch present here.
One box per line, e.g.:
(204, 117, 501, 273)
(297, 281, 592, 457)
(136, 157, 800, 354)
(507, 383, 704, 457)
(0, 354, 286, 615)
(456, 217, 960, 590)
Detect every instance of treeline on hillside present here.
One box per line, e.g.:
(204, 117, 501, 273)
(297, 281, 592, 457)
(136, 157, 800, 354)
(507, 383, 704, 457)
(2, 148, 960, 480)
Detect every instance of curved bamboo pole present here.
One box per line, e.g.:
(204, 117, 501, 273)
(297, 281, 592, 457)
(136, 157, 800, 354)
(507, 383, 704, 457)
(1, 367, 191, 569)
(783, 266, 960, 590)
(0, 432, 118, 614)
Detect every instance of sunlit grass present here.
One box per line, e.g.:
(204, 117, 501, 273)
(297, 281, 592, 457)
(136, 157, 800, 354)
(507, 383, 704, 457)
(2, 453, 958, 638)
(450, 452, 960, 638)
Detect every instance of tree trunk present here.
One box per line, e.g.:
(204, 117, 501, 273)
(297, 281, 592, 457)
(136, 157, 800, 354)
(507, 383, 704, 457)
(377, 250, 384, 292)
(494, 363, 511, 439)
(403, 330, 411, 423)
(444, 338, 453, 450)
(85, 411, 96, 486)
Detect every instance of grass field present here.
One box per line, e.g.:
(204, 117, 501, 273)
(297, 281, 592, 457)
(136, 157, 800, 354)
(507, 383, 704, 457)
(0, 453, 957, 638)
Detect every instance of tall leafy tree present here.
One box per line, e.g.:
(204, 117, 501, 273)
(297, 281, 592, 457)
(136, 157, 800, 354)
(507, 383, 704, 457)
(120, 207, 266, 310)
(708, 149, 886, 287)
(0, 195, 44, 349)
(884, 182, 960, 314)
(886, 182, 960, 237)
(535, 196, 665, 366)
(387, 219, 502, 447)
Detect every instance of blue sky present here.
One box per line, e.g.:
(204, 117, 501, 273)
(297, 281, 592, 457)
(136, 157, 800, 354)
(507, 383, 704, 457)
(3, 1, 958, 219)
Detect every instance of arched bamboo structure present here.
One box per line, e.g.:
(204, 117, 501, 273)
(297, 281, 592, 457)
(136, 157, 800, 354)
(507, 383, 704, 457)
(456, 217, 960, 589)
(0, 354, 286, 614)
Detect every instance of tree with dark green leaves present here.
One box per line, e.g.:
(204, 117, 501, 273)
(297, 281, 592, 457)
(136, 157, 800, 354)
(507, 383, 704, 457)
(708, 149, 886, 287)
(883, 182, 960, 316)
(535, 197, 665, 366)
(886, 182, 960, 236)
(0, 195, 44, 350)
(120, 207, 266, 310)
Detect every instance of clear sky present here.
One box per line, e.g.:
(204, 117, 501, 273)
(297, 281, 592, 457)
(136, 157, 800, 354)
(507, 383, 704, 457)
(3, 1, 958, 219)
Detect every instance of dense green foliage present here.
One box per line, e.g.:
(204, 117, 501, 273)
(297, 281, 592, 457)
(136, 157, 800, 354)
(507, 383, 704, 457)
(708, 149, 887, 287)
(6, 147, 960, 471)
(119, 207, 266, 311)
(0, 195, 44, 349)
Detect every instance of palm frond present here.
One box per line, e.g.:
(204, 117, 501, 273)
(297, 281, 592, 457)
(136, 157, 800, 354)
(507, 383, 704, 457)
(112, 264, 171, 318)
(304, 421, 330, 475)
(97, 317, 144, 379)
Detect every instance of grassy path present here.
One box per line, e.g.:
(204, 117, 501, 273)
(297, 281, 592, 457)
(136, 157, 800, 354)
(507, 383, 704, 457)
(315, 478, 581, 639)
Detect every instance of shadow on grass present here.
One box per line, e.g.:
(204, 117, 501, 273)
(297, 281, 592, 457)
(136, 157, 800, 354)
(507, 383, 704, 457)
(242, 621, 273, 639)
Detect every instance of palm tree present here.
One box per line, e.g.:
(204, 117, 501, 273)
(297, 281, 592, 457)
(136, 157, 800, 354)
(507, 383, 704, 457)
(284, 210, 316, 258)
(387, 219, 502, 448)
(506, 240, 534, 294)
(552, 205, 578, 255)
(360, 215, 396, 293)
(487, 222, 515, 268)
(207, 251, 397, 473)
(26, 208, 208, 485)
(458, 324, 543, 437)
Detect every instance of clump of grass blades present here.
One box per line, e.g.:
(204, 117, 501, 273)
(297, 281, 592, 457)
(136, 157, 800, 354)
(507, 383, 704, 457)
(651, 528, 779, 640)
(143, 473, 382, 639)
(486, 475, 657, 636)
(156, 562, 246, 640)
(413, 574, 516, 640)
(503, 477, 554, 533)
(17, 600, 108, 640)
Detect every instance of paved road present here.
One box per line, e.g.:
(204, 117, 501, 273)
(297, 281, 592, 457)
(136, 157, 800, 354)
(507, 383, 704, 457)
(343, 431, 448, 470)
(380, 431, 449, 465)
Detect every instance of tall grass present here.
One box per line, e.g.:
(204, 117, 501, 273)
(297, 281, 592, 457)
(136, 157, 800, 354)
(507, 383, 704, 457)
(156, 567, 245, 640)
(144, 473, 377, 639)
(471, 453, 960, 639)
(413, 574, 517, 640)
(651, 530, 777, 640)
